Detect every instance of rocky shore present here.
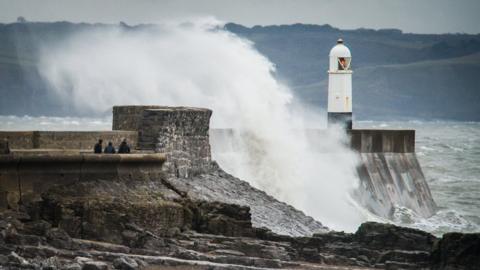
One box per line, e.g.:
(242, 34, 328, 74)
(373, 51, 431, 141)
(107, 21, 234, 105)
(0, 165, 478, 270)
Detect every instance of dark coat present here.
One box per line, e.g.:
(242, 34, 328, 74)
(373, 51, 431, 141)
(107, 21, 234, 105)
(94, 143, 102, 153)
(118, 142, 130, 153)
(104, 145, 116, 154)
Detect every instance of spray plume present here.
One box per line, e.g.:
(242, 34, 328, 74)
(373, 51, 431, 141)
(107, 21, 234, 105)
(40, 18, 366, 232)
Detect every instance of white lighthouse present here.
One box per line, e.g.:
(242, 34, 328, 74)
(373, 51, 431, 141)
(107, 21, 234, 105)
(327, 38, 352, 130)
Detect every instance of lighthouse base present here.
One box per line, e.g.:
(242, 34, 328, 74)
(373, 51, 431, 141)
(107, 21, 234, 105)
(328, 112, 352, 130)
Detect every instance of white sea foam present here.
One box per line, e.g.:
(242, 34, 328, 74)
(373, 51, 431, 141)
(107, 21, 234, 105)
(392, 206, 479, 236)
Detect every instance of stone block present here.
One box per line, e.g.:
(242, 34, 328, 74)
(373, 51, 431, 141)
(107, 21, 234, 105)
(137, 107, 213, 178)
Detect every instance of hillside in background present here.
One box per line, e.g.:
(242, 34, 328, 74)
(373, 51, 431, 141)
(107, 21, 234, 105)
(1, 21, 479, 120)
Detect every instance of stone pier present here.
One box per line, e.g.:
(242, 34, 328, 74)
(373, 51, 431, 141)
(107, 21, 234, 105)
(0, 105, 437, 222)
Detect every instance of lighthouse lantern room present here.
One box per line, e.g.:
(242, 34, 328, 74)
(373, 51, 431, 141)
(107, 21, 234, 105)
(327, 38, 353, 130)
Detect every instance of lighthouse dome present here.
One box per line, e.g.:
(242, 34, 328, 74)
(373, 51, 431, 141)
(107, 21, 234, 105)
(329, 39, 351, 71)
(329, 43, 351, 58)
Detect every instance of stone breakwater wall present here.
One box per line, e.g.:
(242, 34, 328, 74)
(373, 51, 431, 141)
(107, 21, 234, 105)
(0, 153, 165, 210)
(0, 131, 138, 150)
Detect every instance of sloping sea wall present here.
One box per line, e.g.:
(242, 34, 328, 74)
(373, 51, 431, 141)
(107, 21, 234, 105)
(350, 129, 436, 218)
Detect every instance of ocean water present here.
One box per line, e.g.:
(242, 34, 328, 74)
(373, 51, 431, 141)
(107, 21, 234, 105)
(1, 116, 479, 235)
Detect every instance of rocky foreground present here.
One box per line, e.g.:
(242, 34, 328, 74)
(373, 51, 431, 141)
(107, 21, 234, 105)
(0, 166, 478, 270)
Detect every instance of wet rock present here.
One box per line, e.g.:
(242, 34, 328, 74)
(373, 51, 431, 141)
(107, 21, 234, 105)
(75, 256, 93, 265)
(40, 256, 62, 269)
(133, 259, 148, 268)
(354, 222, 436, 251)
(46, 227, 74, 249)
(62, 263, 82, 270)
(8, 251, 30, 266)
(301, 247, 321, 262)
(384, 261, 418, 270)
(170, 169, 328, 237)
(2, 221, 18, 241)
(213, 249, 246, 257)
(192, 201, 254, 237)
(431, 232, 480, 270)
(121, 230, 138, 246)
(5, 232, 43, 246)
(141, 236, 167, 250)
(72, 238, 130, 254)
(82, 261, 109, 270)
(41, 182, 188, 243)
(21, 219, 52, 236)
(0, 254, 8, 264)
(113, 257, 139, 270)
(377, 250, 430, 266)
(20, 245, 66, 259)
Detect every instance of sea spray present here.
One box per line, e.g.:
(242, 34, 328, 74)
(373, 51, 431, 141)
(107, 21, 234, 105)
(39, 19, 365, 231)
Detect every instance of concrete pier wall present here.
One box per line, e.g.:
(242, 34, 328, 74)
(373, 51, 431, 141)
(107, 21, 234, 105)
(356, 152, 436, 218)
(0, 153, 165, 210)
(349, 129, 436, 218)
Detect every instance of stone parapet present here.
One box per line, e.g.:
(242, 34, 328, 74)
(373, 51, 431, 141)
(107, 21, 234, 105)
(348, 129, 415, 153)
(0, 131, 138, 150)
(112, 105, 164, 131)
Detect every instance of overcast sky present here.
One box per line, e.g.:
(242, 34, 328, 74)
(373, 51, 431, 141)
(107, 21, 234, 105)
(1, 0, 479, 34)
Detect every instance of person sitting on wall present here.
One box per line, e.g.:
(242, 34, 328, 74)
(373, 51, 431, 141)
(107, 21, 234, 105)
(104, 141, 116, 154)
(118, 139, 131, 154)
(94, 139, 103, 154)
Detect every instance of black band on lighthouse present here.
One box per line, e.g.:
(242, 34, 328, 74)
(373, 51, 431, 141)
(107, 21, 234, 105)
(328, 112, 352, 130)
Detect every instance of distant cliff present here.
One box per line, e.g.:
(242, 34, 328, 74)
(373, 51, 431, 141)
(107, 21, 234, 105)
(0, 21, 479, 120)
